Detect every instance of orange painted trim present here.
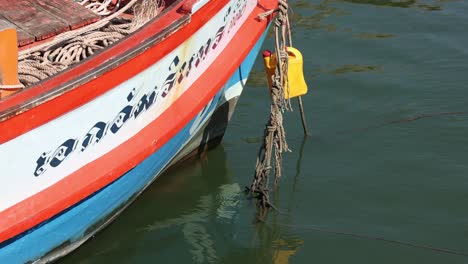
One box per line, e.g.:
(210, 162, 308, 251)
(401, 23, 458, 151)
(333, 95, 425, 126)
(0, 22, 22, 99)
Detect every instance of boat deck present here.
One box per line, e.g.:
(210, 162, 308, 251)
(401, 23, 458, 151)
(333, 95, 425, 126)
(0, 0, 100, 46)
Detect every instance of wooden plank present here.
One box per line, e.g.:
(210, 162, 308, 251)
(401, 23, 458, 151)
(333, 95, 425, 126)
(0, 15, 34, 46)
(30, 0, 100, 30)
(0, 0, 69, 41)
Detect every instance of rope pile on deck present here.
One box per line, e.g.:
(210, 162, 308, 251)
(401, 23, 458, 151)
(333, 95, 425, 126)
(17, 0, 164, 87)
(77, 0, 121, 16)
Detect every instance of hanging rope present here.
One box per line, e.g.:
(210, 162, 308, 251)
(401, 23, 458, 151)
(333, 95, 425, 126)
(248, 0, 292, 217)
(17, 0, 164, 87)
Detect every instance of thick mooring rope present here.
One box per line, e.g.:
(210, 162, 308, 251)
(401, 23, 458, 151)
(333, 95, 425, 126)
(18, 0, 164, 86)
(248, 0, 292, 217)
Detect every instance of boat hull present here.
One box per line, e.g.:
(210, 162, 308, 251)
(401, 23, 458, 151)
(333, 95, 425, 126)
(0, 4, 270, 261)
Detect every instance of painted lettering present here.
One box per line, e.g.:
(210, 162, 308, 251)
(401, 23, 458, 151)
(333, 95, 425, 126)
(33, 0, 248, 177)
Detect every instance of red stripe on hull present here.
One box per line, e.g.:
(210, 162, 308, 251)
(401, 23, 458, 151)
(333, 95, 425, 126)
(0, 0, 230, 143)
(0, 0, 276, 244)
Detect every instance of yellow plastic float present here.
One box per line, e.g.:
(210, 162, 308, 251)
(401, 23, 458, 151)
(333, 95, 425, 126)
(262, 47, 307, 99)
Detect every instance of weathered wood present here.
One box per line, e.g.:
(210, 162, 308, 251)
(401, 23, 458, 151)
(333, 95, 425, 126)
(0, 0, 69, 41)
(0, 0, 100, 46)
(30, 0, 100, 30)
(0, 15, 35, 46)
(0, 19, 13, 30)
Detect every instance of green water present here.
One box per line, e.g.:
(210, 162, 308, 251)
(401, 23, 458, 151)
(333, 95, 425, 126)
(62, 0, 468, 263)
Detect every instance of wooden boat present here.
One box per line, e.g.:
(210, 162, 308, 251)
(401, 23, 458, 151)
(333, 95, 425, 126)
(0, 0, 276, 262)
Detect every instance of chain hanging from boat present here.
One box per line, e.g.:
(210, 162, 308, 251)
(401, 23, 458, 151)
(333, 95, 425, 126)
(248, 0, 292, 219)
(17, 0, 164, 87)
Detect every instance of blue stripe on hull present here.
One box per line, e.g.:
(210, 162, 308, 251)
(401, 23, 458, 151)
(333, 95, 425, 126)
(0, 30, 268, 263)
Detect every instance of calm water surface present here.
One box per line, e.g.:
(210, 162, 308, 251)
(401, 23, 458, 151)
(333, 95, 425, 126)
(63, 0, 468, 263)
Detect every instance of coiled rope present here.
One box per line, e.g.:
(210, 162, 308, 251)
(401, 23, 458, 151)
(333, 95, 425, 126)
(18, 0, 164, 86)
(77, 0, 118, 16)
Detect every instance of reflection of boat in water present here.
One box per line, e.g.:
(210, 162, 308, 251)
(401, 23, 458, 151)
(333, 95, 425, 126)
(0, 0, 276, 262)
(145, 182, 243, 263)
(59, 144, 304, 263)
(140, 179, 303, 264)
(60, 145, 240, 263)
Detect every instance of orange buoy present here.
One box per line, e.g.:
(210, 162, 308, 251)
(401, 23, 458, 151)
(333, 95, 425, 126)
(0, 20, 23, 99)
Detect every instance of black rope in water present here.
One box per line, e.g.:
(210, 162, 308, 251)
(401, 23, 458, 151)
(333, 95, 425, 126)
(340, 111, 468, 135)
(386, 111, 468, 125)
(275, 222, 468, 258)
